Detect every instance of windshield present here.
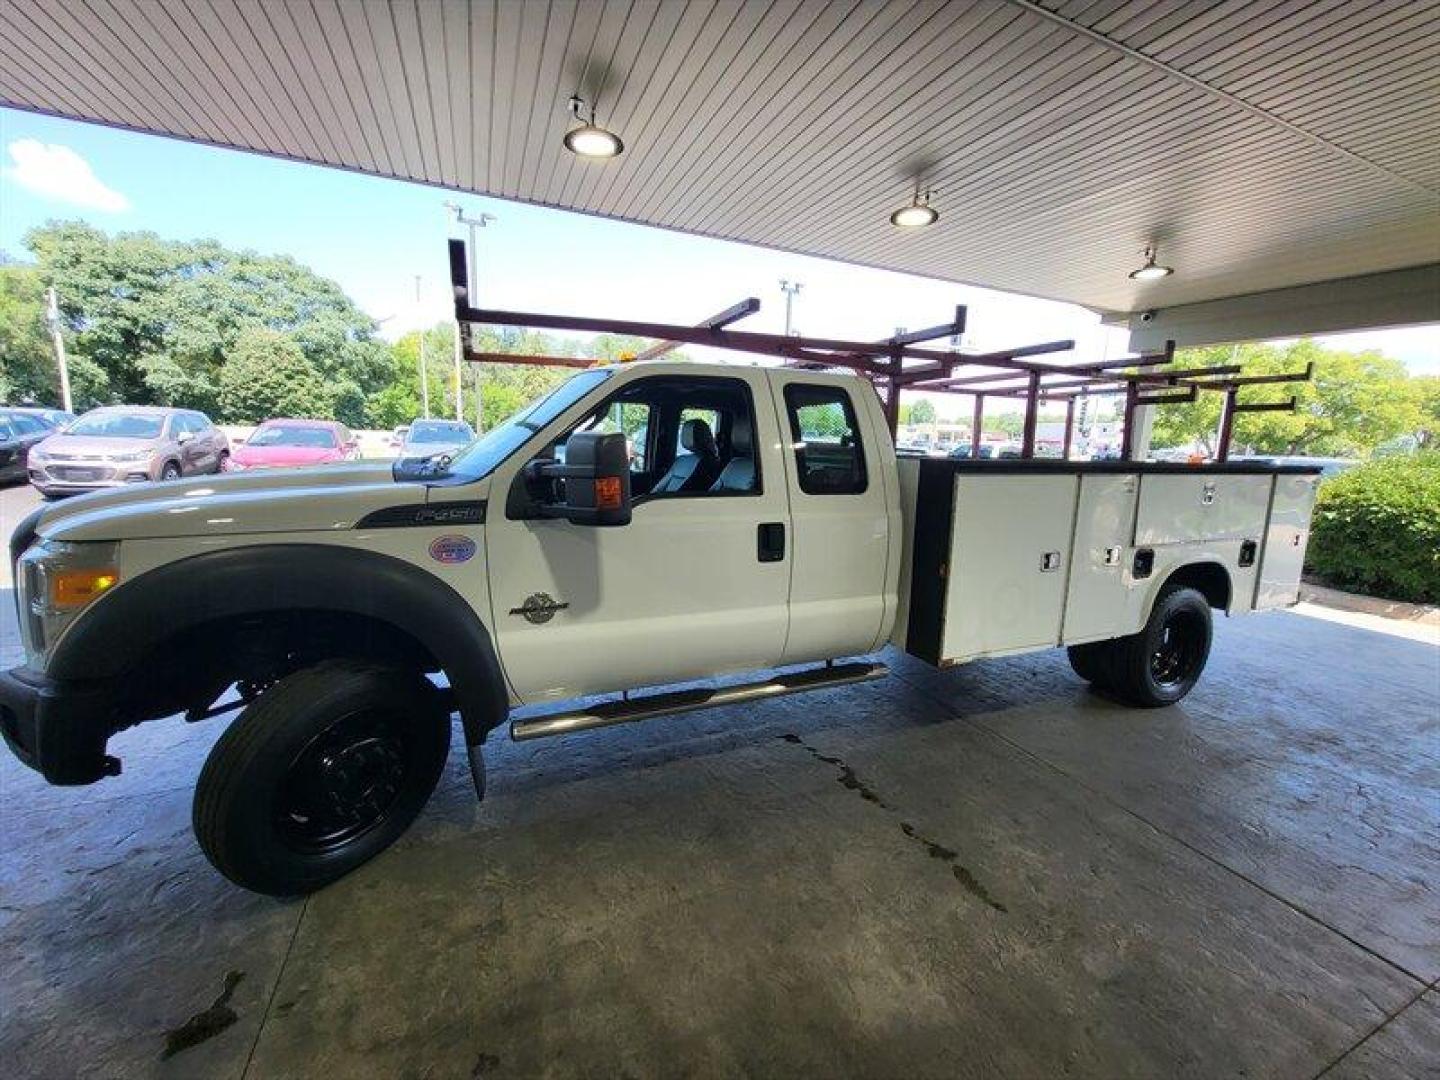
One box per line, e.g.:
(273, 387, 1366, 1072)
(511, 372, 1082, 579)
(408, 421, 474, 444)
(67, 412, 166, 439)
(442, 368, 613, 480)
(248, 425, 338, 448)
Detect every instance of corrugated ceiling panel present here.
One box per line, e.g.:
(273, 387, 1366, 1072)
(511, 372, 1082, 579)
(0, 0, 1435, 314)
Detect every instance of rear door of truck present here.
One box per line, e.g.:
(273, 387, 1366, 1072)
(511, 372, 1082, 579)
(765, 371, 895, 664)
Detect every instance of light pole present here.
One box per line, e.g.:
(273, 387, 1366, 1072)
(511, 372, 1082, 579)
(414, 275, 430, 419)
(44, 287, 73, 413)
(779, 279, 803, 337)
(445, 202, 495, 430)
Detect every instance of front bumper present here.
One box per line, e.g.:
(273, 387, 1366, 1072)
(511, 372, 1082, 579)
(0, 664, 121, 784)
(29, 462, 152, 493)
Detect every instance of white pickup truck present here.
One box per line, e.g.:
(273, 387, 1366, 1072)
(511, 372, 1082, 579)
(2, 361, 1320, 894)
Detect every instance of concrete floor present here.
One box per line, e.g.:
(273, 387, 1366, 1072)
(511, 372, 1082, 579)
(1, 485, 1437, 1079)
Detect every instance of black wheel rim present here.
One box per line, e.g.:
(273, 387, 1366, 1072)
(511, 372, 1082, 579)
(273, 709, 413, 854)
(1150, 609, 1206, 689)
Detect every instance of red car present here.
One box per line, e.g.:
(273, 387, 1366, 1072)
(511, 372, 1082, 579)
(226, 419, 358, 471)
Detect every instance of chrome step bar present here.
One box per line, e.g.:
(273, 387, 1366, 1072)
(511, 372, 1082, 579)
(509, 661, 889, 742)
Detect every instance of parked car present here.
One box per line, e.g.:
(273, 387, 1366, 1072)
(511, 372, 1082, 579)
(227, 419, 358, 471)
(27, 406, 228, 497)
(6, 406, 74, 429)
(400, 418, 475, 459)
(0, 408, 60, 484)
(388, 425, 410, 451)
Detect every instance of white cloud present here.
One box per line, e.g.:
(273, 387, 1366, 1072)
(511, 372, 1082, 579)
(3, 139, 130, 212)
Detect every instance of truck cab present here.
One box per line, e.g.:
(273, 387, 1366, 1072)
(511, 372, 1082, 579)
(468, 362, 900, 705)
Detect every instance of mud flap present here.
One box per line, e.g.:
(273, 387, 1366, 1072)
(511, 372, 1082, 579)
(465, 741, 487, 801)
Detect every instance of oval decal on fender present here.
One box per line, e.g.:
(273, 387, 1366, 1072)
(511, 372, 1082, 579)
(428, 534, 477, 565)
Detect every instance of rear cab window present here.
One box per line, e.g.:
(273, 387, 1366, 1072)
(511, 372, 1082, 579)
(783, 384, 867, 495)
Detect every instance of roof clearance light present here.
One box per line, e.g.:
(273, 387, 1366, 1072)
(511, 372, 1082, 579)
(563, 96, 624, 159)
(890, 185, 938, 228)
(1129, 246, 1173, 281)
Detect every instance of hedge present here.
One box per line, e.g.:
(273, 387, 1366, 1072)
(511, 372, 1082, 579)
(1306, 452, 1440, 605)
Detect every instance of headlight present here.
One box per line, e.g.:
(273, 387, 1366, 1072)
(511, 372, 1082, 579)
(17, 540, 121, 664)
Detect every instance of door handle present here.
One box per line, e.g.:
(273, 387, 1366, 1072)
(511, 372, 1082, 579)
(757, 522, 785, 562)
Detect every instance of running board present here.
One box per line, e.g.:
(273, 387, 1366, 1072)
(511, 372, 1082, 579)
(509, 661, 889, 742)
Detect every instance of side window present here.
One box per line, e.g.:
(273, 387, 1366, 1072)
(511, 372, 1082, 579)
(191, 412, 214, 432)
(547, 376, 760, 500)
(11, 414, 44, 435)
(567, 398, 653, 474)
(784, 384, 867, 495)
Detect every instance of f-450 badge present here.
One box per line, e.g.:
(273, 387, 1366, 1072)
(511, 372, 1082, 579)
(509, 593, 569, 625)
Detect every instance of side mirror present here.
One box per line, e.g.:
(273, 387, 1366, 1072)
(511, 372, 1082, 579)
(527, 431, 631, 527)
(176, 430, 195, 444)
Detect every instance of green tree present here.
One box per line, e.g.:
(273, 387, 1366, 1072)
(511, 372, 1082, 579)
(1150, 340, 1428, 456)
(908, 398, 937, 425)
(218, 329, 331, 423)
(24, 221, 390, 414)
(0, 259, 58, 403)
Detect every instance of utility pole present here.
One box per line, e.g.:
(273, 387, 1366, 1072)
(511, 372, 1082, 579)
(779, 279, 803, 337)
(44, 287, 72, 413)
(445, 202, 495, 430)
(414, 275, 430, 419)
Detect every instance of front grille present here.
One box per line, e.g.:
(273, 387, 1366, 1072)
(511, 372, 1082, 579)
(50, 465, 117, 482)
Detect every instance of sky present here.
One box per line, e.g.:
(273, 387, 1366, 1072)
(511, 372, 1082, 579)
(3, 106, 1437, 420)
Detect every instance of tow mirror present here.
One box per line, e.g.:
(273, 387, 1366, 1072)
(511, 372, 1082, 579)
(526, 431, 631, 526)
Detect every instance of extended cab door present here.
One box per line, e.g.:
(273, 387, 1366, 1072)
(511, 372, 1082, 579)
(766, 371, 897, 665)
(484, 368, 793, 706)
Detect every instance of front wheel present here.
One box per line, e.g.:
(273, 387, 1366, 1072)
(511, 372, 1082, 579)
(1104, 586, 1213, 707)
(160, 461, 181, 482)
(193, 661, 451, 895)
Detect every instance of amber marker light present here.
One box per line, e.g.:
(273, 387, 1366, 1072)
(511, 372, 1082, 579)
(51, 568, 119, 609)
(595, 476, 624, 510)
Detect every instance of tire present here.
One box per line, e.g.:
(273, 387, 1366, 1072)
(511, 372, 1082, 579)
(216, 450, 229, 474)
(193, 660, 451, 895)
(160, 461, 181, 482)
(1104, 586, 1213, 707)
(1066, 641, 1113, 686)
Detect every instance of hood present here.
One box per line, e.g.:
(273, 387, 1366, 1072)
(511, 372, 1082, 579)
(35, 433, 160, 457)
(232, 444, 343, 468)
(34, 462, 490, 544)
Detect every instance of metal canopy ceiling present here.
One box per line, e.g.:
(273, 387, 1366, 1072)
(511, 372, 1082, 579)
(2, 0, 1437, 315)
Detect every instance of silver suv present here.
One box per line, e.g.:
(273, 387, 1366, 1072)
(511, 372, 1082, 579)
(28, 406, 229, 497)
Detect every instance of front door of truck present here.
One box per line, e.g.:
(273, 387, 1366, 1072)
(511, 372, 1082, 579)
(485, 369, 793, 706)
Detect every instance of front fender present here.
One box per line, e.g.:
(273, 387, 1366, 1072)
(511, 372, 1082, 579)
(47, 544, 508, 744)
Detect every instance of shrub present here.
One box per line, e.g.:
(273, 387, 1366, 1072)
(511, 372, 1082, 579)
(1306, 453, 1440, 604)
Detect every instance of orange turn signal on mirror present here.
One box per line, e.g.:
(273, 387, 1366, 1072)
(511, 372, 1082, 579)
(595, 476, 623, 510)
(51, 569, 119, 608)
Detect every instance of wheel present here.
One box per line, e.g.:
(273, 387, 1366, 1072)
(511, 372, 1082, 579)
(216, 450, 229, 474)
(160, 461, 181, 482)
(1066, 641, 1113, 685)
(1105, 586, 1213, 707)
(193, 661, 451, 895)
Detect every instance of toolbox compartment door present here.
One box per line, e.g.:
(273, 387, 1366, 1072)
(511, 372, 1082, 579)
(941, 473, 1078, 661)
(1255, 472, 1320, 609)
(1135, 473, 1270, 545)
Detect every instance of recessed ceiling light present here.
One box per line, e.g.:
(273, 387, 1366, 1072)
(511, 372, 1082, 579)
(564, 95, 623, 159)
(1129, 246, 1173, 281)
(890, 182, 938, 228)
